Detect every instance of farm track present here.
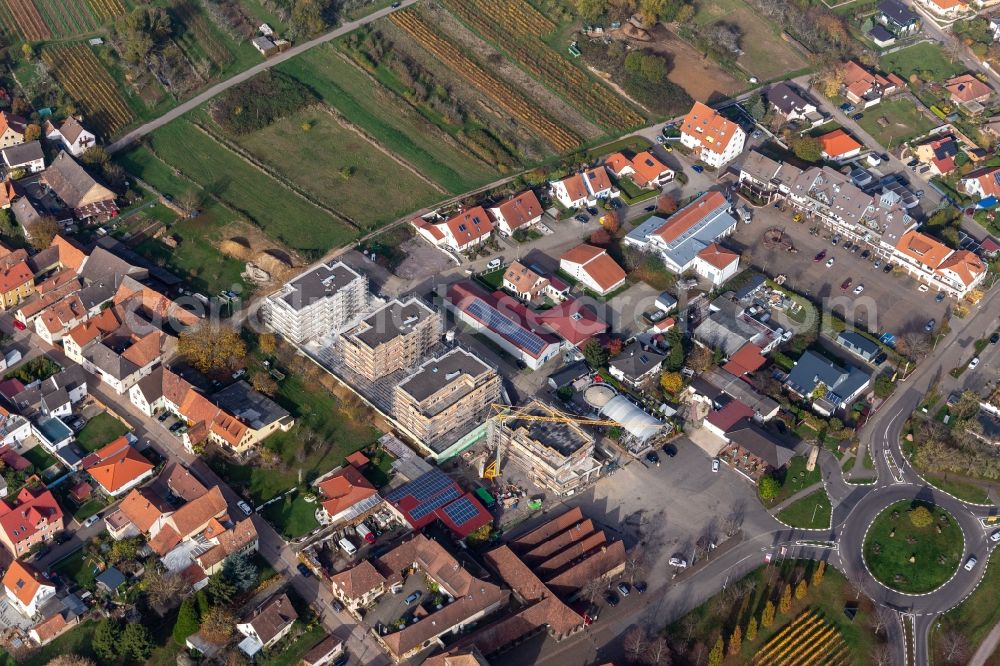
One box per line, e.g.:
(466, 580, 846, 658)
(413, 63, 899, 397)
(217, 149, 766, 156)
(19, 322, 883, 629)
(4, 0, 50, 40)
(389, 9, 580, 152)
(437, 0, 644, 132)
(43, 44, 133, 136)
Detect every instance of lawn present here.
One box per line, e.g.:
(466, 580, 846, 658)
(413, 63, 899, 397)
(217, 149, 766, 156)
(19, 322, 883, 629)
(0, 620, 98, 666)
(921, 472, 992, 504)
(73, 498, 108, 521)
(22, 446, 58, 472)
(880, 43, 962, 83)
(260, 624, 329, 666)
(211, 373, 381, 504)
(232, 108, 442, 231)
(862, 500, 963, 594)
(932, 549, 1000, 656)
(855, 97, 937, 147)
(75, 412, 130, 452)
(665, 561, 880, 662)
(762, 456, 821, 507)
(52, 549, 98, 590)
(139, 118, 357, 255)
(476, 267, 506, 291)
(777, 488, 832, 529)
(260, 490, 319, 539)
(691, 0, 807, 80)
(278, 44, 501, 194)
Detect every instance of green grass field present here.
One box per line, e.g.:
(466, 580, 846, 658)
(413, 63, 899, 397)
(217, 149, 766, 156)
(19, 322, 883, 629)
(777, 488, 832, 528)
(932, 550, 1000, 656)
(762, 456, 821, 507)
(855, 97, 936, 147)
(862, 500, 963, 593)
(880, 42, 962, 83)
(139, 118, 356, 255)
(921, 473, 992, 504)
(233, 108, 442, 231)
(22, 446, 58, 472)
(691, 0, 806, 80)
(53, 550, 97, 590)
(76, 412, 130, 452)
(260, 490, 320, 539)
(0, 621, 97, 666)
(278, 44, 500, 193)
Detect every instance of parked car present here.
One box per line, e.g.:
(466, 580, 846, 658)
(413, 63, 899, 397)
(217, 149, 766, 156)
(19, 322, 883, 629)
(83, 515, 100, 528)
(831, 235, 841, 246)
(634, 581, 647, 593)
(860, 249, 870, 259)
(918, 284, 929, 293)
(617, 582, 631, 596)
(663, 143, 673, 152)
(645, 451, 660, 466)
(404, 591, 422, 605)
(906, 158, 919, 167)
(663, 443, 677, 457)
(873, 259, 881, 269)
(332, 652, 350, 666)
(936, 292, 946, 302)
(656, 135, 666, 144)
(605, 592, 619, 607)
(692, 165, 704, 173)
(840, 278, 852, 290)
(825, 257, 835, 268)
(330, 599, 344, 613)
(669, 556, 688, 569)
(157, 412, 169, 422)
(883, 263, 893, 273)
(237, 501, 253, 516)
(840, 102, 855, 112)
(916, 190, 924, 198)
(852, 113, 864, 120)
(644, 205, 656, 212)
(587, 207, 599, 216)
(853, 284, 864, 295)
(969, 357, 980, 370)
(991, 332, 999, 344)
(991, 530, 1000, 543)
(12, 320, 25, 331)
(752, 129, 763, 139)
(814, 250, 827, 262)
(297, 563, 313, 578)
(574, 215, 589, 224)
(873, 352, 887, 366)
(485, 258, 502, 271)
(924, 319, 936, 332)
(712, 458, 721, 473)
(965, 555, 978, 571)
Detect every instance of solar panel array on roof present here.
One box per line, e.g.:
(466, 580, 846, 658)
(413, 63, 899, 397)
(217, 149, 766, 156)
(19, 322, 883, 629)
(386, 468, 453, 503)
(465, 298, 547, 355)
(442, 496, 481, 527)
(410, 485, 461, 521)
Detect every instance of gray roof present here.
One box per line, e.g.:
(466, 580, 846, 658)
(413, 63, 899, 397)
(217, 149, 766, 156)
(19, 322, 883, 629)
(1, 140, 43, 168)
(869, 25, 896, 42)
(734, 274, 767, 301)
(701, 367, 780, 418)
(49, 364, 87, 393)
(12, 196, 41, 228)
(694, 302, 760, 357)
(277, 261, 363, 311)
(42, 151, 114, 208)
(656, 292, 677, 310)
(836, 331, 880, 358)
(626, 195, 739, 270)
(28, 246, 61, 274)
(40, 388, 69, 413)
(134, 365, 164, 403)
(785, 350, 872, 406)
(768, 83, 812, 116)
(83, 342, 140, 381)
(349, 297, 436, 349)
(739, 151, 803, 188)
(879, 0, 919, 25)
(212, 380, 290, 430)
(398, 348, 490, 404)
(79, 246, 146, 285)
(96, 566, 127, 591)
(726, 420, 795, 468)
(609, 342, 666, 381)
(77, 280, 118, 311)
(548, 360, 590, 388)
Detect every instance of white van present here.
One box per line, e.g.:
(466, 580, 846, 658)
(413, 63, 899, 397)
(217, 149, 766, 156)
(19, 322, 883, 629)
(339, 537, 357, 556)
(485, 258, 502, 271)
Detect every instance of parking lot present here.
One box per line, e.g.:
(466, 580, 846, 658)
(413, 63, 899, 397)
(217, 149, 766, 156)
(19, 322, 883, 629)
(729, 204, 950, 337)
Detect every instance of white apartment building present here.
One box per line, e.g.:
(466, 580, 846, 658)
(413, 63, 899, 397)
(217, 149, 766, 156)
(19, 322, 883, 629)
(680, 102, 747, 168)
(262, 261, 368, 343)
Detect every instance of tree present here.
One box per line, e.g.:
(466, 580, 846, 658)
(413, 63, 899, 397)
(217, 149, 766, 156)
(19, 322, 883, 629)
(728, 625, 742, 655)
(116, 6, 172, 63)
(761, 600, 775, 627)
(938, 627, 970, 665)
(146, 569, 191, 615)
(173, 597, 201, 645)
(177, 188, 202, 215)
(258, 332, 277, 355)
(603, 208, 623, 233)
(625, 546, 646, 583)
(660, 371, 684, 395)
(746, 93, 766, 121)
(645, 637, 671, 665)
(687, 345, 713, 372)
(624, 625, 648, 663)
(178, 326, 248, 374)
(581, 578, 604, 604)
(746, 616, 758, 642)
(92, 620, 120, 661)
(639, 0, 667, 25)
(779, 584, 792, 613)
(590, 228, 612, 246)
(250, 370, 278, 396)
(26, 216, 59, 250)
(657, 194, 678, 214)
(207, 571, 236, 605)
(757, 475, 780, 501)
(815, 64, 846, 99)
(874, 374, 896, 399)
(121, 623, 153, 661)
(583, 339, 610, 369)
(952, 390, 982, 421)
(222, 551, 259, 592)
(707, 637, 724, 666)
(576, 0, 608, 22)
(21, 43, 33, 61)
(790, 136, 823, 163)
(23, 123, 40, 142)
(200, 606, 238, 645)
(811, 561, 826, 588)
(909, 505, 933, 527)
(795, 579, 807, 600)
(109, 536, 140, 564)
(675, 3, 695, 22)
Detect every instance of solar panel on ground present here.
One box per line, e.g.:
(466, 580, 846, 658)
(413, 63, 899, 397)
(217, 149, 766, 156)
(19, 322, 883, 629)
(442, 496, 481, 526)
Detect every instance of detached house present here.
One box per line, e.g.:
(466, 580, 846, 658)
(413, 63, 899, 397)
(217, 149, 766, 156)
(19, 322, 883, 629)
(64, 306, 164, 395)
(680, 102, 746, 168)
(961, 165, 1000, 200)
(83, 437, 155, 497)
(785, 350, 871, 416)
(503, 261, 550, 303)
(3, 560, 55, 617)
(2, 141, 44, 174)
(412, 206, 494, 253)
(914, 136, 959, 175)
(608, 342, 665, 388)
(0, 247, 35, 309)
(841, 60, 904, 107)
(877, 0, 920, 35)
(559, 244, 627, 296)
(819, 129, 863, 161)
(768, 82, 819, 124)
(44, 117, 96, 157)
(0, 485, 65, 558)
(550, 167, 617, 209)
(0, 112, 26, 149)
(236, 593, 298, 658)
(946, 74, 994, 112)
(604, 151, 674, 189)
(314, 464, 380, 526)
(488, 190, 543, 235)
(693, 242, 741, 286)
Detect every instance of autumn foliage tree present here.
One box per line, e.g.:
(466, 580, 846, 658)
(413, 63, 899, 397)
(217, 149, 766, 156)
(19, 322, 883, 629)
(811, 561, 826, 587)
(728, 625, 742, 655)
(660, 371, 683, 395)
(590, 228, 612, 246)
(746, 616, 758, 641)
(200, 606, 238, 645)
(795, 579, 808, 600)
(779, 584, 792, 613)
(909, 505, 933, 528)
(708, 637, 724, 666)
(178, 326, 248, 375)
(657, 194, 678, 214)
(761, 600, 775, 627)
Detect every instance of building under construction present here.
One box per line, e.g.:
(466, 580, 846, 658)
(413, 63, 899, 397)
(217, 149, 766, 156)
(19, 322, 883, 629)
(487, 400, 603, 497)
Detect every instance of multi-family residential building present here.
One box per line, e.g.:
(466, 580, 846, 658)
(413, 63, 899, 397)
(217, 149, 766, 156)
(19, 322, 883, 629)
(263, 261, 368, 343)
(0, 247, 35, 309)
(558, 244, 627, 296)
(44, 117, 97, 157)
(0, 484, 65, 558)
(785, 350, 872, 416)
(412, 207, 495, 253)
(488, 190, 544, 236)
(679, 102, 746, 168)
(840, 60, 905, 107)
(489, 401, 601, 496)
(893, 230, 987, 296)
(392, 348, 501, 449)
(339, 298, 440, 381)
(64, 307, 164, 395)
(624, 191, 739, 273)
(549, 168, 617, 209)
(2, 560, 55, 617)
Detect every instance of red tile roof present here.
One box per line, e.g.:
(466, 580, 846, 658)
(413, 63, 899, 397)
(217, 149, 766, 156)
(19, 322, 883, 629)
(654, 191, 728, 243)
(0, 486, 63, 548)
(3, 560, 50, 607)
(819, 129, 863, 158)
(316, 466, 377, 519)
(559, 244, 626, 293)
(682, 102, 741, 153)
(490, 190, 543, 231)
(706, 399, 755, 432)
(557, 173, 589, 202)
(84, 437, 154, 495)
(444, 206, 493, 246)
(696, 242, 740, 270)
(722, 343, 767, 377)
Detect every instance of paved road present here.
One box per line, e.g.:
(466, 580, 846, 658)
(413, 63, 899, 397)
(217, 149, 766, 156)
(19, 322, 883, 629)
(106, 0, 419, 154)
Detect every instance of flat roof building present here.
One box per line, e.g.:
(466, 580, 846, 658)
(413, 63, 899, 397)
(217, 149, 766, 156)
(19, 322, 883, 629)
(340, 297, 440, 381)
(263, 261, 367, 343)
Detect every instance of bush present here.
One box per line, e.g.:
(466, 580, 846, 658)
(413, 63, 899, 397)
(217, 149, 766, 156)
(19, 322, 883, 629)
(758, 475, 780, 501)
(210, 71, 317, 135)
(909, 505, 933, 528)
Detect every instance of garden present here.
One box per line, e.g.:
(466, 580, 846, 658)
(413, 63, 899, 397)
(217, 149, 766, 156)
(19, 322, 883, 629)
(75, 412, 130, 452)
(776, 488, 832, 529)
(4, 356, 60, 384)
(861, 500, 963, 594)
(854, 97, 937, 147)
(757, 456, 821, 508)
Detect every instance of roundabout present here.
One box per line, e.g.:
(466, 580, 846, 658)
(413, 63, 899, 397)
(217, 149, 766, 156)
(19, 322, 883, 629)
(861, 500, 964, 595)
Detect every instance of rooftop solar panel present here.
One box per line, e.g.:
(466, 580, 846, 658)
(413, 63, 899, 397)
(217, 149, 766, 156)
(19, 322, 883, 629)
(386, 469, 453, 503)
(466, 298, 547, 356)
(409, 485, 462, 521)
(442, 496, 481, 526)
